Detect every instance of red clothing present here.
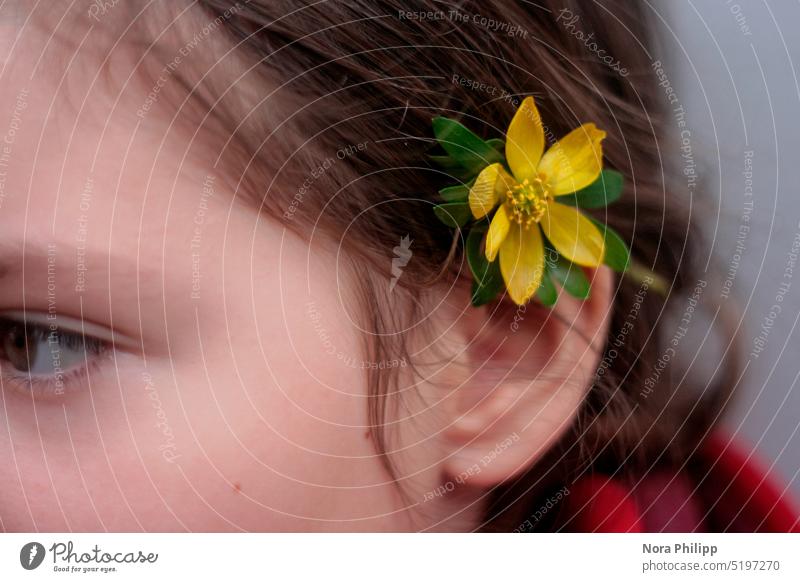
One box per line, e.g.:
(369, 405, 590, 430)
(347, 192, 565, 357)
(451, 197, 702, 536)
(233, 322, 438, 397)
(557, 434, 799, 532)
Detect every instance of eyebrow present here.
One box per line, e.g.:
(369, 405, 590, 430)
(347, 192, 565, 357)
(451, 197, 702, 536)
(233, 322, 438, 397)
(0, 238, 162, 282)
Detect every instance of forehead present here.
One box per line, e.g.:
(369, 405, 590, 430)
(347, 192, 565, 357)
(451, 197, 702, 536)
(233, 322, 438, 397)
(0, 8, 217, 249)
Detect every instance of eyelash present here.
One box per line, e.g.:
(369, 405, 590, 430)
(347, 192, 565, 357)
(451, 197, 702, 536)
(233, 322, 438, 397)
(0, 316, 110, 399)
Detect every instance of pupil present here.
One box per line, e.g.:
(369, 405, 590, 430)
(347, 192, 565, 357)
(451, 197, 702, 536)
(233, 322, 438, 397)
(3, 324, 34, 372)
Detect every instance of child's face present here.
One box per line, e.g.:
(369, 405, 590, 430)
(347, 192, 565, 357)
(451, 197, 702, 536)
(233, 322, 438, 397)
(0, 7, 615, 533)
(0, 25, 421, 532)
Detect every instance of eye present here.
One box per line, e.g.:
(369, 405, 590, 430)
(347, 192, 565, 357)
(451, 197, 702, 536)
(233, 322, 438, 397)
(0, 312, 110, 398)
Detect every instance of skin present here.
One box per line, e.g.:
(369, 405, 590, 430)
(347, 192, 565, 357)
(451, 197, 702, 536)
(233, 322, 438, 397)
(0, 2, 611, 532)
(0, 10, 418, 532)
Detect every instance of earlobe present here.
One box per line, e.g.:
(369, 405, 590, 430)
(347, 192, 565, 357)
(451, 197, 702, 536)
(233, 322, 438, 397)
(440, 266, 614, 488)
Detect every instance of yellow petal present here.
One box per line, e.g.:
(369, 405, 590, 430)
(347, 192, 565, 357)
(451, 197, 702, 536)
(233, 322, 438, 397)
(505, 96, 545, 182)
(540, 202, 605, 267)
(499, 222, 545, 305)
(538, 123, 606, 195)
(485, 204, 510, 262)
(469, 163, 515, 219)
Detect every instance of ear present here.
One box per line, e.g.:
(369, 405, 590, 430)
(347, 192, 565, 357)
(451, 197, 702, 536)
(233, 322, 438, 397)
(439, 266, 614, 488)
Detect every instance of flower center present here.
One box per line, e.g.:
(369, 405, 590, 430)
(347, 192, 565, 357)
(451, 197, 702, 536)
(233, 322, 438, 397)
(505, 176, 551, 228)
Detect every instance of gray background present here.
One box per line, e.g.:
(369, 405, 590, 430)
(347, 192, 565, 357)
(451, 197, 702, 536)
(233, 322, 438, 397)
(657, 1, 800, 494)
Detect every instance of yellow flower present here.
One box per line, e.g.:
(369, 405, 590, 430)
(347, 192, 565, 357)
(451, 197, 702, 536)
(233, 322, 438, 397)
(468, 97, 607, 305)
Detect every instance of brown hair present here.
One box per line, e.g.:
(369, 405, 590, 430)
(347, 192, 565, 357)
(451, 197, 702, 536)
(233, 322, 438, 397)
(88, 0, 738, 530)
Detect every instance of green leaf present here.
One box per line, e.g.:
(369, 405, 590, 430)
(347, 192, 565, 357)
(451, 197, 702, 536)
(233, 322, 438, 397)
(466, 224, 489, 277)
(588, 217, 630, 273)
(549, 255, 591, 300)
(557, 170, 624, 209)
(427, 155, 484, 182)
(432, 116, 502, 169)
(470, 264, 504, 306)
(427, 154, 463, 170)
(486, 138, 505, 152)
(536, 270, 558, 307)
(439, 184, 470, 203)
(433, 202, 472, 228)
(601, 225, 630, 273)
(466, 226, 505, 306)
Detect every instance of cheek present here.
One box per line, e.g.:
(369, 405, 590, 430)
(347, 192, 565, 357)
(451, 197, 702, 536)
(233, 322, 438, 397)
(0, 224, 405, 531)
(151, 233, 408, 530)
